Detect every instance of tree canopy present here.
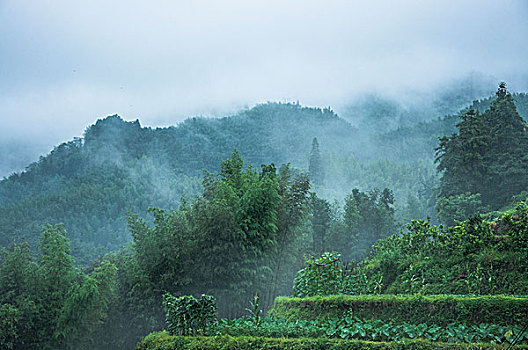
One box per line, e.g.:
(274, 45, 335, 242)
(436, 83, 528, 223)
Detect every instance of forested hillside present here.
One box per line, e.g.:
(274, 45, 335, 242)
(3, 0, 528, 348)
(0, 104, 357, 263)
(2, 84, 528, 349)
(1, 90, 528, 264)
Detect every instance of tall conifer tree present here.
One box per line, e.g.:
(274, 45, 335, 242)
(436, 83, 528, 219)
(309, 137, 325, 188)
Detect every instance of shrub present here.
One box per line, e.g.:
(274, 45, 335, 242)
(162, 293, 217, 336)
(293, 252, 377, 297)
(293, 252, 347, 297)
(270, 295, 528, 326)
(357, 210, 528, 296)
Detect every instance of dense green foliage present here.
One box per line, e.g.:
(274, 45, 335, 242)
(137, 332, 527, 350)
(436, 84, 528, 223)
(0, 104, 346, 263)
(361, 203, 528, 295)
(215, 317, 528, 344)
(293, 252, 348, 298)
(3, 88, 515, 263)
(342, 188, 395, 260)
(305, 187, 396, 263)
(162, 293, 217, 336)
(0, 224, 116, 349)
(0, 159, 201, 265)
(3, 80, 528, 349)
(292, 252, 376, 298)
(292, 201, 528, 298)
(270, 295, 528, 326)
(2, 87, 527, 264)
(362, 84, 528, 165)
(85, 152, 311, 348)
(309, 193, 331, 256)
(471, 92, 528, 120)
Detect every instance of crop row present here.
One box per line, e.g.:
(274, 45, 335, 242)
(215, 316, 528, 345)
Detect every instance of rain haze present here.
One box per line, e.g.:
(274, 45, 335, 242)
(1, 0, 528, 175)
(4, 3, 528, 347)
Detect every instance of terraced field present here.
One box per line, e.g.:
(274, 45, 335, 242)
(137, 295, 528, 349)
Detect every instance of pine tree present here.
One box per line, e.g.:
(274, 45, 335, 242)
(436, 83, 528, 218)
(308, 137, 325, 188)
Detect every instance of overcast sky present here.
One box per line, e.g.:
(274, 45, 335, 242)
(1, 0, 528, 148)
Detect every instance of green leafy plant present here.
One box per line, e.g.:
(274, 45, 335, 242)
(351, 208, 528, 296)
(293, 252, 381, 297)
(373, 272, 384, 295)
(213, 315, 528, 345)
(162, 293, 217, 336)
(293, 252, 346, 297)
(465, 263, 484, 295)
(245, 294, 263, 327)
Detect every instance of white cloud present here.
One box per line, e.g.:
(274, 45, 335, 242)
(0, 0, 527, 144)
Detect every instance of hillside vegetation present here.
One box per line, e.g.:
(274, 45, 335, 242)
(2, 83, 528, 349)
(2, 91, 527, 264)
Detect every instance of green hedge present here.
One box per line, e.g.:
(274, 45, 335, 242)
(136, 333, 527, 350)
(270, 295, 528, 326)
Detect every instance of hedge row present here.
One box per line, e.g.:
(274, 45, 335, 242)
(136, 333, 528, 350)
(269, 295, 528, 326)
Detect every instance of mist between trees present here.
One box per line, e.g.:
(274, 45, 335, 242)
(1, 81, 528, 349)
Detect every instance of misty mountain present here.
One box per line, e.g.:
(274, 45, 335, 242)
(1, 92, 527, 264)
(0, 103, 357, 263)
(340, 73, 499, 132)
(371, 92, 528, 161)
